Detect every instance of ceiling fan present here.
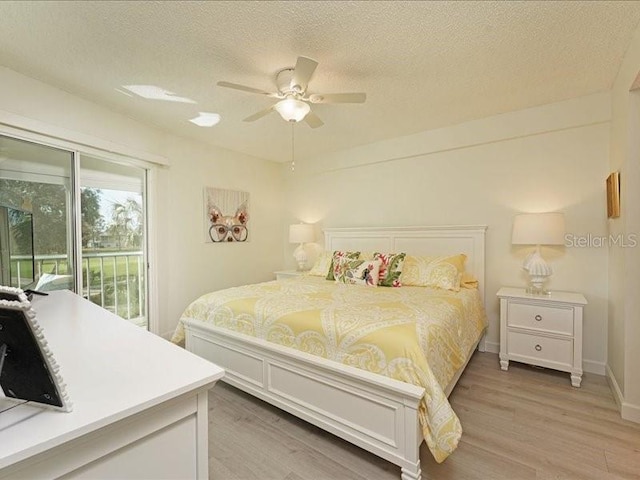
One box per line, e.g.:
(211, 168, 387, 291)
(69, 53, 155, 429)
(217, 56, 366, 128)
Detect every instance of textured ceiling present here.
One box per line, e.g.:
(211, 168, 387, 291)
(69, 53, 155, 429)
(0, 1, 639, 163)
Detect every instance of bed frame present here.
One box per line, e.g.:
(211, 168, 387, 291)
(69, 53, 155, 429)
(184, 225, 487, 480)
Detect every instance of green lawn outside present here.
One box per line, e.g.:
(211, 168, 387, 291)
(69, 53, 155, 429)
(84, 255, 144, 285)
(10, 252, 143, 284)
(10, 252, 145, 321)
(84, 254, 145, 319)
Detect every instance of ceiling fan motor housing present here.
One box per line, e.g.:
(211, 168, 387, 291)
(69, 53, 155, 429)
(276, 68, 299, 96)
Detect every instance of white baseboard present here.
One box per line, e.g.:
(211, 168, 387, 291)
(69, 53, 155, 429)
(606, 364, 624, 409)
(622, 402, 640, 423)
(605, 364, 640, 423)
(583, 359, 605, 375)
(484, 341, 500, 354)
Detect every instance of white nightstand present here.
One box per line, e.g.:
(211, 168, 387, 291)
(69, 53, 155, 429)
(497, 287, 587, 387)
(274, 270, 308, 280)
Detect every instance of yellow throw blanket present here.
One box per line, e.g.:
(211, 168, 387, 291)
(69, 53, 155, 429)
(173, 276, 487, 462)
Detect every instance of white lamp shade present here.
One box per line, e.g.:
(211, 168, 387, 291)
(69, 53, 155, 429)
(289, 223, 314, 244)
(512, 212, 566, 245)
(275, 98, 310, 122)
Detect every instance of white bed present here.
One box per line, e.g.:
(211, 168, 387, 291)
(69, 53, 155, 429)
(183, 225, 487, 480)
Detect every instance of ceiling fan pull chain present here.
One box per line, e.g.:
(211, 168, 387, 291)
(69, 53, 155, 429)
(291, 123, 295, 172)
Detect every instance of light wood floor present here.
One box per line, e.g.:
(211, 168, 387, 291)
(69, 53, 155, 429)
(208, 352, 640, 479)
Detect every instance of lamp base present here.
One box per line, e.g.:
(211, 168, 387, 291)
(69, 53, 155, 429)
(523, 248, 553, 296)
(293, 244, 308, 271)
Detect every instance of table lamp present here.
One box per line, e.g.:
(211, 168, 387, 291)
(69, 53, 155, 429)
(289, 223, 315, 271)
(512, 212, 565, 295)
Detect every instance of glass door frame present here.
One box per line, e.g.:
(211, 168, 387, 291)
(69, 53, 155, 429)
(0, 125, 159, 334)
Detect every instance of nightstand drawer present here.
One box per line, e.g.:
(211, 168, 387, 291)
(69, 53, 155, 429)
(507, 331, 573, 367)
(507, 302, 573, 335)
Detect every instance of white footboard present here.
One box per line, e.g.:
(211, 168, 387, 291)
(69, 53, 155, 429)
(185, 320, 425, 479)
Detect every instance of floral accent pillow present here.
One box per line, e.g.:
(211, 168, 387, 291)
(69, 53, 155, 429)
(335, 258, 382, 287)
(401, 254, 467, 291)
(373, 252, 406, 287)
(326, 251, 361, 281)
(308, 251, 333, 277)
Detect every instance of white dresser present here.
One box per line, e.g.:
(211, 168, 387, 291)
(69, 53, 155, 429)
(0, 290, 224, 479)
(497, 287, 587, 387)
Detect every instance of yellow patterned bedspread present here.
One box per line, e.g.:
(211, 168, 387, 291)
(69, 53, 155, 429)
(172, 276, 487, 462)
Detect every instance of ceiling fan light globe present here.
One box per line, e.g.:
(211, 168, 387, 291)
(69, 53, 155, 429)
(275, 98, 310, 122)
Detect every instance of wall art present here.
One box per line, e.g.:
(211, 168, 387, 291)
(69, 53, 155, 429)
(204, 187, 249, 242)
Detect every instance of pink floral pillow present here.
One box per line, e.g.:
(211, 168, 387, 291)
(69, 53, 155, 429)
(373, 252, 406, 287)
(326, 251, 360, 281)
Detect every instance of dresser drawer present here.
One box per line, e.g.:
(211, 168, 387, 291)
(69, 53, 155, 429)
(507, 331, 573, 367)
(507, 302, 573, 335)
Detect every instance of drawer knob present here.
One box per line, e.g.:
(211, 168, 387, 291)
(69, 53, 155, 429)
(535, 344, 542, 352)
(534, 314, 542, 321)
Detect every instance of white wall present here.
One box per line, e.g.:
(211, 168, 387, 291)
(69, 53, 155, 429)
(156, 139, 284, 337)
(283, 93, 611, 372)
(0, 67, 284, 338)
(609, 23, 640, 422)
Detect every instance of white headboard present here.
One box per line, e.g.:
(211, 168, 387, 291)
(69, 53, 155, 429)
(324, 225, 487, 305)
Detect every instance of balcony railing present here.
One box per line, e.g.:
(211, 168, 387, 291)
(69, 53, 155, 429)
(10, 252, 145, 326)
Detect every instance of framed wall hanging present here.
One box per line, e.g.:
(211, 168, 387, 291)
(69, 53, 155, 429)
(204, 187, 250, 243)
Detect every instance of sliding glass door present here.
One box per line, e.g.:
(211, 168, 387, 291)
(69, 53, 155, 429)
(0, 134, 150, 329)
(0, 135, 75, 291)
(80, 155, 148, 328)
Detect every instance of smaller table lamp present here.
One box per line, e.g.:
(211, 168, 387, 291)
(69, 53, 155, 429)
(512, 212, 565, 295)
(289, 223, 315, 271)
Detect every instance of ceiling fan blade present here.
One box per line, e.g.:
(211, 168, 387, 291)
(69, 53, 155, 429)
(243, 105, 275, 122)
(291, 56, 318, 93)
(308, 93, 366, 104)
(217, 81, 277, 97)
(304, 111, 324, 129)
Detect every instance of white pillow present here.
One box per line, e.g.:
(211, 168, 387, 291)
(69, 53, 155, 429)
(308, 251, 333, 277)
